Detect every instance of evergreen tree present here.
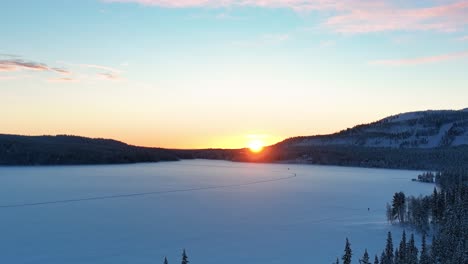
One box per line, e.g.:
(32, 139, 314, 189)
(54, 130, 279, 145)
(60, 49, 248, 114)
(398, 230, 407, 264)
(419, 234, 430, 264)
(394, 249, 399, 264)
(163, 257, 169, 264)
(432, 187, 439, 223)
(392, 192, 406, 223)
(360, 249, 370, 264)
(334, 257, 340, 264)
(406, 234, 418, 264)
(181, 249, 189, 264)
(374, 255, 379, 264)
(382, 232, 394, 264)
(430, 236, 439, 264)
(380, 251, 386, 264)
(342, 238, 352, 264)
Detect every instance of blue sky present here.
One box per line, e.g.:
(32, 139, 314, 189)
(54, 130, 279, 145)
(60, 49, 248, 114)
(1, 0, 468, 148)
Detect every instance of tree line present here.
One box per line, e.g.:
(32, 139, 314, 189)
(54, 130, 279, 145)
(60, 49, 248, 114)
(162, 249, 189, 264)
(337, 170, 467, 264)
(336, 230, 430, 264)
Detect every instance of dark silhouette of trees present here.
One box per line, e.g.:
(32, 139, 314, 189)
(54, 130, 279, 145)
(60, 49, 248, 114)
(374, 255, 379, 264)
(360, 249, 370, 264)
(406, 234, 418, 264)
(342, 238, 352, 264)
(392, 192, 406, 223)
(181, 249, 189, 264)
(419, 234, 430, 264)
(397, 230, 406, 264)
(381, 231, 394, 264)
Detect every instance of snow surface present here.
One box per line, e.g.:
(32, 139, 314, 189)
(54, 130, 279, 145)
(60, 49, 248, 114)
(383, 112, 423, 123)
(0, 160, 434, 264)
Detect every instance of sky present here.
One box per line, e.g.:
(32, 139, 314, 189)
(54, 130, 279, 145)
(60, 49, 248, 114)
(1, 0, 468, 149)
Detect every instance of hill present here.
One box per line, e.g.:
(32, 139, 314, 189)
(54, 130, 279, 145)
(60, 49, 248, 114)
(1, 109, 468, 170)
(0, 134, 178, 165)
(282, 109, 468, 148)
(222, 109, 468, 170)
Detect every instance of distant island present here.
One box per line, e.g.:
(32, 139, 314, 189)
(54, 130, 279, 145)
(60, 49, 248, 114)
(1, 108, 468, 170)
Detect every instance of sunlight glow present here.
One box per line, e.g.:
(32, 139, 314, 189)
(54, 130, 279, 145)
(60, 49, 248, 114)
(248, 139, 264, 153)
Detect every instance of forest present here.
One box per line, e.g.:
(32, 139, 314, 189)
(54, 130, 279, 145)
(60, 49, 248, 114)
(335, 170, 467, 264)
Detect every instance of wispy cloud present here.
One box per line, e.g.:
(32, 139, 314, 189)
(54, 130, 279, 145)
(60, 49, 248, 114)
(47, 77, 78, 83)
(0, 59, 49, 72)
(458, 36, 468, 41)
(104, 0, 468, 34)
(0, 57, 71, 74)
(0, 53, 21, 58)
(324, 1, 468, 33)
(371, 50, 468, 66)
(0, 55, 123, 82)
(97, 72, 121, 80)
(59, 62, 124, 81)
(79, 63, 122, 73)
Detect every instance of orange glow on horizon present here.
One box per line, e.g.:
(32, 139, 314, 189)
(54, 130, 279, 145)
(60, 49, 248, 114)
(248, 139, 264, 153)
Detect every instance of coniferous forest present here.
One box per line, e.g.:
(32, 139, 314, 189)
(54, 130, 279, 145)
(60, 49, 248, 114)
(336, 170, 468, 264)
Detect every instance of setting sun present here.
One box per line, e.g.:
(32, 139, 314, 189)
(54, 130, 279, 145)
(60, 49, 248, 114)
(248, 139, 264, 153)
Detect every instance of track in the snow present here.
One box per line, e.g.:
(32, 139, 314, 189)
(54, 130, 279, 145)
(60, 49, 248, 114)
(0, 172, 297, 209)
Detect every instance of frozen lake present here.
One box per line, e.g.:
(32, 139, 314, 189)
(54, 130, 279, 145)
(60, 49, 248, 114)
(0, 160, 434, 264)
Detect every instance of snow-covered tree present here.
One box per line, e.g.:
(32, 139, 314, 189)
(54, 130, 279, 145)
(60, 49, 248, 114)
(360, 249, 370, 264)
(406, 233, 418, 264)
(342, 238, 352, 264)
(381, 232, 394, 264)
(398, 230, 407, 264)
(419, 234, 430, 264)
(392, 192, 406, 223)
(181, 249, 189, 264)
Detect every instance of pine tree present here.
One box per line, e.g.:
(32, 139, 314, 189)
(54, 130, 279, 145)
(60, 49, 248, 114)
(432, 187, 439, 223)
(374, 255, 380, 264)
(430, 236, 439, 264)
(360, 249, 371, 264)
(163, 257, 169, 264)
(382, 232, 394, 264)
(419, 234, 430, 264)
(394, 249, 399, 264)
(181, 249, 189, 264)
(342, 238, 352, 264)
(392, 192, 406, 223)
(381, 251, 386, 264)
(334, 257, 340, 264)
(398, 230, 407, 264)
(406, 233, 418, 264)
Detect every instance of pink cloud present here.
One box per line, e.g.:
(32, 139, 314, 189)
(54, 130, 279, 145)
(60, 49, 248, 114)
(371, 50, 468, 66)
(324, 1, 468, 33)
(47, 77, 79, 83)
(104, 0, 468, 33)
(103, 0, 379, 10)
(0, 58, 71, 74)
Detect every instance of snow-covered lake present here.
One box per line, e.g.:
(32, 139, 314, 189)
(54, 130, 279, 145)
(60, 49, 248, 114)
(0, 160, 434, 264)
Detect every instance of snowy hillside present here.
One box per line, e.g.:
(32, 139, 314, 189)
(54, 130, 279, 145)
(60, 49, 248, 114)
(283, 109, 468, 148)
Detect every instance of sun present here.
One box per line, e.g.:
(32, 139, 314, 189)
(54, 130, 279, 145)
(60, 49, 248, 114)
(248, 139, 264, 153)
